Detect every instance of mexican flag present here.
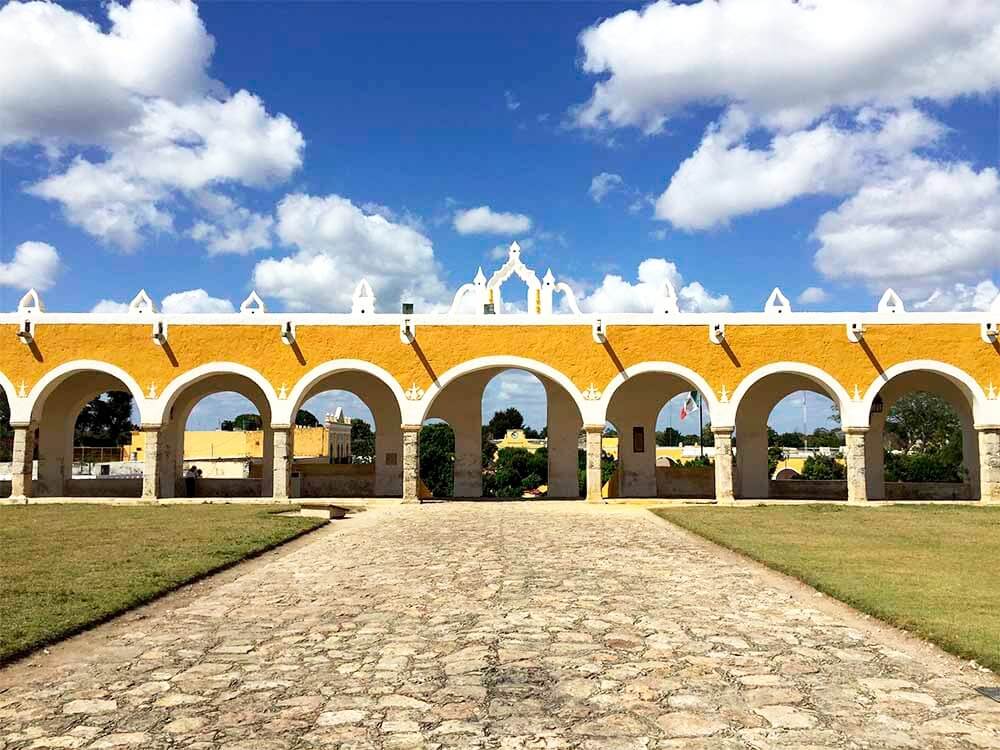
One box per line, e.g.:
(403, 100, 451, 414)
(679, 392, 699, 421)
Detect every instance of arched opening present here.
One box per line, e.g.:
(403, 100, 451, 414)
(604, 371, 715, 498)
(32, 370, 143, 498)
(162, 374, 273, 498)
(866, 370, 979, 501)
(733, 369, 846, 501)
(289, 371, 402, 498)
(422, 363, 584, 499)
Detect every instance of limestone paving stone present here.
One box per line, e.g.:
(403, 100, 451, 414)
(1, 502, 998, 749)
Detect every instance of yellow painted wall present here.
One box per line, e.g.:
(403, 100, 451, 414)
(126, 426, 330, 460)
(3, 322, 996, 408)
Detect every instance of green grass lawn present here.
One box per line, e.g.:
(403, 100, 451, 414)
(0, 504, 324, 664)
(653, 504, 1000, 672)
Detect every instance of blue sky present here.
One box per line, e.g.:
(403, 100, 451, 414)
(2, 0, 999, 432)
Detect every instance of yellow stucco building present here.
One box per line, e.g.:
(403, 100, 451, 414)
(0, 244, 997, 504)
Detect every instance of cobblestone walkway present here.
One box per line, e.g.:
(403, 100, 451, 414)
(2, 502, 999, 749)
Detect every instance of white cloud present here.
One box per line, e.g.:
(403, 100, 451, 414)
(453, 206, 532, 236)
(579, 258, 730, 313)
(0, 241, 61, 290)
(91, 300, 131, 314)
(504, 90, 521, 111)
(252, 193, 450, 311)
(0, 0, 217, 147)
(6, 0, 303, 251)
(913, 280, 999, 312)
(797, 287, 829, 305)
(814, 162, 1000, 300)
(657, 108, 943, 230)
(161, 289, 235, 314)
(188, 193, 273, 255)
(589, 172, 624, 203)
(90, 288, 235, 314)
(573, 0, 1000, 134)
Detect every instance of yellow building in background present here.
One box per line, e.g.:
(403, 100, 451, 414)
(126, 425, 331, 461)
(493, 429, 547, 453)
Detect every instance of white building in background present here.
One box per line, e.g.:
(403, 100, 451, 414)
(326, 407, 353, 464)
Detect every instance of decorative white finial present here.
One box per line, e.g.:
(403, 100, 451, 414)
(877, 288, 905, 314)
(988, 382, 997, 400)
(405, 383, 425, 400)
(719, 385, 730, 403)
(509, 241, 520, 257)
(764, 287, 791, 315)
(278, 383, 288, 400)
(655, 278, 679, 314)
(853, 384, 862, 401)
(147, 383, 158, 398)
(474, 267, 487, 286)
(543, 269, 555, 285)
(351, 278, 377, 315)
(240, 290, 267, 315)
(17, 289, 44, 313)
(18, 381, 27, 398)
(582, 383, 601, 400)
(128, 289, 157, 315)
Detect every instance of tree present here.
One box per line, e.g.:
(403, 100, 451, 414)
(884, 392, 960, 454)
(522, 425, 542, 439)
(484, 447, 547, 497)
(74, 391, 136, 446)
(481, 426, 498, 468)
(229, 413, 262, 432)
(656, 427, 682, 447)
(0, 390, 11, 461)
(419, 423, 455, 497)
(775, 431, 805, 449)
(295, 409, 320, 427)
(767, 427, 780, 446)
(350, 418, 375, 463)
(768, 446, 786, 476)
(801, 454, 846, 480)
(810, 427, 844, 448)
(486, 407, 524, 440)
(885, 452, 963, 483)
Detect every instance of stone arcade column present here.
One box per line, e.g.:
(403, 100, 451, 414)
(979, 428, 1000, 505)
(584, 424, 604, 503)
(844, 428, 868, 505)
(713, 427, 735, 505)
(271, 427, 293, 502)
(10, 424, 36, 500)
(141, 426, 172, 500)
(401, 425, 421, 503)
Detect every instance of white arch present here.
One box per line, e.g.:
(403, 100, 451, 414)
(730, 362, 852, 423)
(419, 356, 588, 424)
(20, 360, 148, 425)
(279, 359, 407, 427)
(861, 360, 988, 425)
(600, 361, 722, 425)
(156, 362, 280, 427)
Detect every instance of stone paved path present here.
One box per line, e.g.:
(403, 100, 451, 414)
(2, 502, 999, 749)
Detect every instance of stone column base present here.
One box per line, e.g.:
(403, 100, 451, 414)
(713, 427, 735, 505)
(844, 428, 869, 505)
(401, 425, 422, 504)
(584, 425, 605, 503)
